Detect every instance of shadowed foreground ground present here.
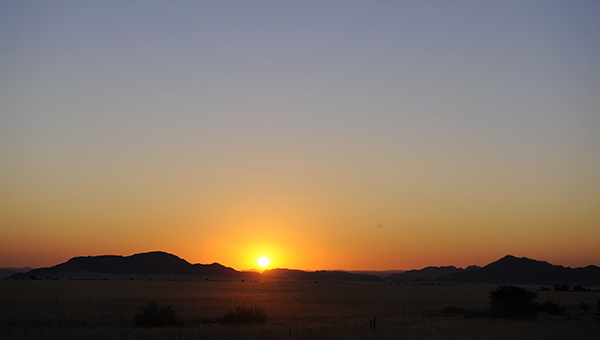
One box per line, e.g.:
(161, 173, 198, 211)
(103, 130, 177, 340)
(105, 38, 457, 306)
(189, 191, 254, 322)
(1, 280, 599, 339)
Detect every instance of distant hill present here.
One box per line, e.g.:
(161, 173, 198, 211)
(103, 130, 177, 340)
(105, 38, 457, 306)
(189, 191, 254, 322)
(262, 268, 383, 282)
(387, 265, 481, 282)
(8, 253, 600, 285)
(439, 255, 600, 286)
(0, 267, 32, 279)
(384, 256, 600, 286)
(347, 270, 405, 277)
(8, 252, 253, 280)
(7, 252, 380, 282)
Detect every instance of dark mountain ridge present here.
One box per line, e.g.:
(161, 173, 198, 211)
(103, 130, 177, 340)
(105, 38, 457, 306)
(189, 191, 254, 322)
(0, 267, 32, 279)
(263, 268, 382, 282)
(387, 265, 481, 282)
(9, 251, 245, 280)
(439, 255, 600, 285)
(8, 253, 600, 285)
(8, 252, 380, 282)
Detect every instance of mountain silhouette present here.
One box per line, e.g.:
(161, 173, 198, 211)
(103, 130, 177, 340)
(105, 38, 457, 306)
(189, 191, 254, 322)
(387, 265, 481, 282)
(262, 268, 382, 282)
(8, 253, 600, 285)
(8, 252, 380, 282)
(438, 255, 600, 285)
(9, 251, 249, 280)
(0, 267, 32, 279)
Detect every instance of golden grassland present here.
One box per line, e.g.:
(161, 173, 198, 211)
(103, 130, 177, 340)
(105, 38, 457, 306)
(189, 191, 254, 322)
(1, 280, 599, 339)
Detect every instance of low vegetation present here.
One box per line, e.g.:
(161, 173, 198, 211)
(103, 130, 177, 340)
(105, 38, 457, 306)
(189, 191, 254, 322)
(443, 285, 584, 320)
(220, 305, 267, 324)
(134, 301, 180, 328)
(489, 285, 538, 319)
(1, 280, 599, 340)
(440, 306, 482, 319)
(538, 300, 566, 316)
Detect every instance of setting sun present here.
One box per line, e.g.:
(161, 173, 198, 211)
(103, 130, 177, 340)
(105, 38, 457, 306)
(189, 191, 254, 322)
(258, 257, 270, 268)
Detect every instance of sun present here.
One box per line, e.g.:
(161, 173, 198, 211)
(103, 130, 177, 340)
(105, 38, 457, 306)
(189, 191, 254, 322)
(258, 257, 270, 268)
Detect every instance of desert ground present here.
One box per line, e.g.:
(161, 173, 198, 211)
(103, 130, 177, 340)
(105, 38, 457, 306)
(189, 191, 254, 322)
(1, 280, 599, 340)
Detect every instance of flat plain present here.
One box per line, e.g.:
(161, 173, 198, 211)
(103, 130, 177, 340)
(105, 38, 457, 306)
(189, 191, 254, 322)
(1, 280, 599, 339)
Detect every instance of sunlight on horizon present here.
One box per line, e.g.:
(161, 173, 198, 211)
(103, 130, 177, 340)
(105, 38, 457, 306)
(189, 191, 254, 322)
(258, 257, 270, 268)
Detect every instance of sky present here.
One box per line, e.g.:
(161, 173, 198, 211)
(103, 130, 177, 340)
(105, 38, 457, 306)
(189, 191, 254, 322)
(1, 1, 599, 271)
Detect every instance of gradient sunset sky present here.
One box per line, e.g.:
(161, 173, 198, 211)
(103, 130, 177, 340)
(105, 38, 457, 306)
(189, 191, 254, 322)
(1, 1, 599, 271)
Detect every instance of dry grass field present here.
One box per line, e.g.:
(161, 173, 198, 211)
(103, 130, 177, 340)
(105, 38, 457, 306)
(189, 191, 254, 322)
(1, 280, 599, 339)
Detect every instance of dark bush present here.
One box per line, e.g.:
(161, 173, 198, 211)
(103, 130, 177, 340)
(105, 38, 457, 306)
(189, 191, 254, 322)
(578, 302, 590, 311)
(134, 301, 180, 328)
(553, 283, 570, 292)
(538, 300, 565, 316)
(489, 286, 538, 319)
(221, 305, 267, 324)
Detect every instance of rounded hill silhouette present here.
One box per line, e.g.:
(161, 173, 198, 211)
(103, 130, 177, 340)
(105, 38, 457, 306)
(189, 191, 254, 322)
(10, 251, 245, 280)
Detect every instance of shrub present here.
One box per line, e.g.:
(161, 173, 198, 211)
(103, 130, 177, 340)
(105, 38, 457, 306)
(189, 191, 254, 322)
(134, 301, 180, 328)
(578, 302, 590, 311)
(221, 305, 267, 324)
(538, 300, 565, 316)
(573, 285, 589, 292)
(553, 283, 570, 292)
(489, 286, 538, 319)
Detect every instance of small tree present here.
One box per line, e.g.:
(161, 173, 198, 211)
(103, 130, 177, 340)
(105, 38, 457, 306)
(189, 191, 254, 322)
(538, 300, 565, 316)
(489, 286, 538, 319)
(134, 301, 179, 328)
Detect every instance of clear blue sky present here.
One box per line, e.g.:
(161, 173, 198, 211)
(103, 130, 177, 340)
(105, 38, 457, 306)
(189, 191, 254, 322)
(1, 1, 599, 269)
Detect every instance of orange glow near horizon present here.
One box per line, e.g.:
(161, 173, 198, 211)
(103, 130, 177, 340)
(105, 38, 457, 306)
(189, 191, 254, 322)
(2, 187, 600, 270)
(2, 2, 600, 272)
(2, 182, 600, 270)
